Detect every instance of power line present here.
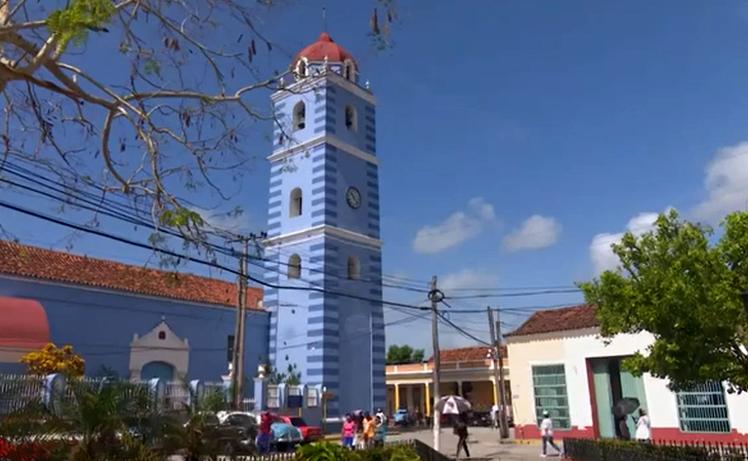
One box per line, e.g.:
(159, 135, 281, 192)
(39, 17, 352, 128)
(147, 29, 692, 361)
(0, 198, 429, 312)
(445, 288, 581, 300)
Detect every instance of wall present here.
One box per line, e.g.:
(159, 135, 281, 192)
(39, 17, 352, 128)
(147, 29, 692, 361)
(507, 328, 748, 441)
(0, 276, 269, 392)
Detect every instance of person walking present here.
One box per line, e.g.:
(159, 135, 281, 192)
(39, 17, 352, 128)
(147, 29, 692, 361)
(491, 404, 499, 429)
(373, 415, 387, 447)
(341, 414, 356, 450)
(453, 414, 470, 459)
(539, 411, 562, 458)
(256, 411, 272, 454)
(635, 408, 651, 441)
(362, 412, 375, 448)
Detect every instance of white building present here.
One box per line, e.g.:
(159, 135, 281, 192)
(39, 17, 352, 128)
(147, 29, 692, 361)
(505, 304, 748, 442)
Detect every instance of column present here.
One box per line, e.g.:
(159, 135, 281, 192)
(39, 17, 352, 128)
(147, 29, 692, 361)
(424, 382, 431, 416)
(406, 385, 414, 411)
(491, 377, 498, 406)
(457, 381, 463, 396)
(394, 383, 400, 410)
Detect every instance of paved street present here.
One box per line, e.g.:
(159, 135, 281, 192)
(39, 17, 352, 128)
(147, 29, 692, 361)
(390, 427, 562, 460)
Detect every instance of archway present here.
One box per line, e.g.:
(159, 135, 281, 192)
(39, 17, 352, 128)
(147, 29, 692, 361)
(141, 361, 175, 381)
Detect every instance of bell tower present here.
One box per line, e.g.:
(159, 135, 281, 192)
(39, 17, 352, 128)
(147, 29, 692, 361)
(264, 32, 385, 414)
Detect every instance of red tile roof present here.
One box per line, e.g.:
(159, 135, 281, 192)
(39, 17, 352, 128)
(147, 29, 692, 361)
(505, 304, 598, 337)
(0, 241, 263, 309)
(295, 32, 357, 67)
(429, 345, 507, 363)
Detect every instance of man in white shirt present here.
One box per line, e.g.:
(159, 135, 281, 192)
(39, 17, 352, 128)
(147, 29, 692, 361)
(539, 411, 563, 457)
(635, 408, 651, 441)
(490, 404, 499, 429)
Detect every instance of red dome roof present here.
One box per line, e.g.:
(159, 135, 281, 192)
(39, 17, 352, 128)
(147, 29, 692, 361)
(294, 32, 357, 67)
(0, 296, 50, 349)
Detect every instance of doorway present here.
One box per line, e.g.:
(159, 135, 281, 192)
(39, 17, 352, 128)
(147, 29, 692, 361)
(588, 357, 647, 439)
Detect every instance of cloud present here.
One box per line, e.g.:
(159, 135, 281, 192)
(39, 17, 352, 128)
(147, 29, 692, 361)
(191, 206, 251, 233)
(692, 141, 748, 223)
(440, 269, 499, 292)
(502, 215, 561, 252)
(412, 197, 496, 254)
(589, 211, 660, 274)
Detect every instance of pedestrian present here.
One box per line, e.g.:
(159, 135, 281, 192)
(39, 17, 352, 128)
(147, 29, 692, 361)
(375, 407, 387, 426)
(453, 414, 470, 459)
(363, 412, 375, 448)
(374, 415, 387, 447)
(539, 410, 562, 458)
(491, 403, 499, 429)
(256, 411, 272, 454)
(634, 408, 651, 441)
(341, 413, 356, 450)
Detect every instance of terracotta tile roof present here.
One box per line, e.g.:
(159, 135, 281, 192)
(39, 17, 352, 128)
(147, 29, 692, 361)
(505, 304, 598, 337)
(429, 345, 507, 363)
(0, 240, 263, 309)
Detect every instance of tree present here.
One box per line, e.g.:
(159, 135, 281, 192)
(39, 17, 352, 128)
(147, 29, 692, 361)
(0, 0, 396, 244)
(21, 343, 85, 377)
(386, 344, 425, 365)
(580, 210, 748, 393)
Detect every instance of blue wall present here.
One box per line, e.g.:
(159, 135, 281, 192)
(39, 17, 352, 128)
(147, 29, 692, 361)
(0, 276, 269, 393)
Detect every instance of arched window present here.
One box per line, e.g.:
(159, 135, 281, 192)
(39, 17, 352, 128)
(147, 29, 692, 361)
(347, 256, 360, 280)
(343, 60, 356, 81)
(288, 254, 301, 279)
(293, 101, 306, 131)
(295, 58, 308, 79)
(290, 188, 302, 217)
(345, 105, 357, 132)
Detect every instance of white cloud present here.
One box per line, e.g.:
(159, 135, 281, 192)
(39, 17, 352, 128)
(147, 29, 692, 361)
(412, 197, 496, 254)
(589, 211, 660, 274)
(440, 269, 499, 292)
(502, 215, 561, 252)
(692, 141, 748, 223)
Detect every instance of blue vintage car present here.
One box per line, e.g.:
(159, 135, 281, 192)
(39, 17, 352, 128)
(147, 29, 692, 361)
(270, 421, 303, 451)
(394, 409, 410, 426)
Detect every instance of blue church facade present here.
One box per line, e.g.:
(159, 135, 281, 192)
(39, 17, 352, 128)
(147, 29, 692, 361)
(0, 241, 269, 393)
(263, 32, 386, 415)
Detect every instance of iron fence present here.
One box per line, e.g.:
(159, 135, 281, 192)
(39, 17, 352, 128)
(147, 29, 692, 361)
(564, 438, 748, 461)
(0, 373, 43, 414)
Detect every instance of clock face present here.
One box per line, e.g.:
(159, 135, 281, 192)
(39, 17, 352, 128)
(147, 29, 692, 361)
(346, 187, 362, 209)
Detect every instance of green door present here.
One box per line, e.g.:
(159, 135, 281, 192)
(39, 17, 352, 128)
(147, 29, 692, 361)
(590, 359, 615, 438)
(620, 368, 648, 437)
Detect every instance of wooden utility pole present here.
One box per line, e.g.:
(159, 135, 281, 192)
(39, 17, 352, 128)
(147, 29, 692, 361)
(488, 307, 510, 439)
(231, 237, 250, 409)
(429, 276, 442, 451)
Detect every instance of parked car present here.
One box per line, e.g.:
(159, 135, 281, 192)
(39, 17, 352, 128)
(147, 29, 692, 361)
(265, 413, 304, 451)
(184, 412, 254, 455)
(393, 409, 410, 426)
(278, 416, 322, 442)
(467, 411, 492, 427)
(217, 411, 258, 442)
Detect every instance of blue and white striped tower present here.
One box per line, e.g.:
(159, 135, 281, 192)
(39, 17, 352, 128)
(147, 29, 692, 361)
(264, 32, 385, 415)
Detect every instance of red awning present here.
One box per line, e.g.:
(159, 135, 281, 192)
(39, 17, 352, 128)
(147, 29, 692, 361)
(0, 296, 50, 350)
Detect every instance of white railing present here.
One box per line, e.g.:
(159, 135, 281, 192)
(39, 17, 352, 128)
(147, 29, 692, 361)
(0, 373, 44, 414)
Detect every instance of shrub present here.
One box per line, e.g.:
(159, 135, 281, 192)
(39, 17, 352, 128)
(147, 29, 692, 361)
(295, 442, 420, 461)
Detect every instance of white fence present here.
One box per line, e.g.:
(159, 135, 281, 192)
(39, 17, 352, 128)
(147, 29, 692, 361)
(0, 373, 229, 415)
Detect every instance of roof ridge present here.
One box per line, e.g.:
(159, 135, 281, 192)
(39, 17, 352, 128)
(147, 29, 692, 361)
(0, 240, 263, 309)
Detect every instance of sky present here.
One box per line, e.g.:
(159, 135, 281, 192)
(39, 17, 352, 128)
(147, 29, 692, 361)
(5, 1, 748, 353)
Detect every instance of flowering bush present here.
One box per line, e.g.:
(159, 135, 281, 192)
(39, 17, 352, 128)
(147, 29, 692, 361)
(20, 343, 85, 377)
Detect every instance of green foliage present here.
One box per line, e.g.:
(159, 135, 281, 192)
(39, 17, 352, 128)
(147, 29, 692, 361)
(565, 438, 747, 461)
(386, 345, 425, 365)
(262, 361, 302, 385)
(295, 442, 420, 461)
(580, 210, 748, 392)
(159, 208, 205, 229)
(47, 0, 115, 48)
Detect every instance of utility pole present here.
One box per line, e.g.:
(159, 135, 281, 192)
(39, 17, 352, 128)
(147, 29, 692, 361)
(429, 276, 443, 451)
(488, 307, 510, 439)
(231, 237, 250, 409)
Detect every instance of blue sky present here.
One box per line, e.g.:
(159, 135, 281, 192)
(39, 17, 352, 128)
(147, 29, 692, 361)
(5, 1, 748, 352)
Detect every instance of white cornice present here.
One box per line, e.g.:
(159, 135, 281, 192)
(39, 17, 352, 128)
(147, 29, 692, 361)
(268, 134, 378, 166)
(264, 224, 382, 249)
(271, 72, 376, 105)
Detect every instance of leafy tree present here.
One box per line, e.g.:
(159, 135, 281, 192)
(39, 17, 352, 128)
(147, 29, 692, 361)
(580, 210, 748, 393)
(21, 343, 85, 377)
(386, 345, 425, 365)
(0, 0, 396, 245)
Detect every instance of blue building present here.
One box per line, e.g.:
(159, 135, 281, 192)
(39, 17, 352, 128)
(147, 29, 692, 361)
(0, 240, 268, 390)
(263, 32, 386, 415)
